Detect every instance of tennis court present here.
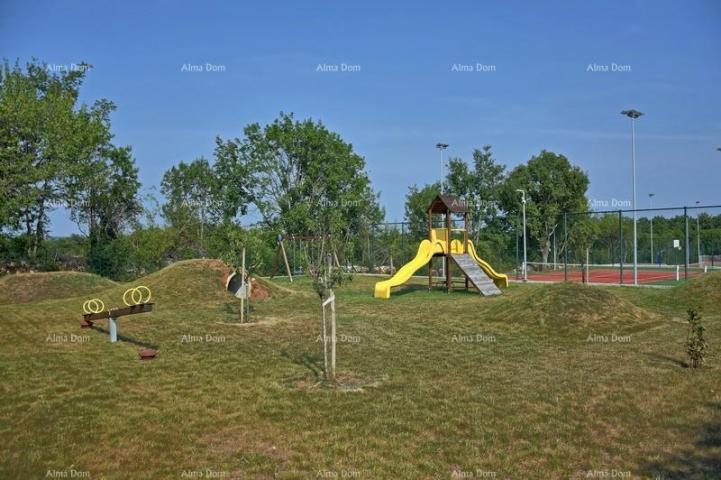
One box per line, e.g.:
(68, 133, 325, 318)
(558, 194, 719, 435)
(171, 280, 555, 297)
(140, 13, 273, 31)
(518, 262, 716, 286)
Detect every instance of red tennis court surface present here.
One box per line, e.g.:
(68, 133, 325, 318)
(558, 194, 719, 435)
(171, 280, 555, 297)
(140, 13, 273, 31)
(519, 266, 702, 285)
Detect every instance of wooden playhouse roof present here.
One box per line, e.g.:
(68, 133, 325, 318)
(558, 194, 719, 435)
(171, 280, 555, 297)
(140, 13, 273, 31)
(426, 195, 469, 214)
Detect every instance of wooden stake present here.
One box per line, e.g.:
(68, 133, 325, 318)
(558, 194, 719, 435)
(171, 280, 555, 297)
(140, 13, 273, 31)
(240, 247, 246, 323)
(280, 239, 292, 283)
(328, 254, 336, 382)
(330, 290, 336, 382)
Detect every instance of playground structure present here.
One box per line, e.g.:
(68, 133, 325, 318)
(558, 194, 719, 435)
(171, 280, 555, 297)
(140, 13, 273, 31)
(270, 234, 340, 282)
(81, 286, 154, 346)
(374, 195, 508, 299)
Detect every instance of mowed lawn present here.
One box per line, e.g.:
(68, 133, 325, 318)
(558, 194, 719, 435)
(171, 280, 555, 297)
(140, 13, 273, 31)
(1, 260, 719, 479)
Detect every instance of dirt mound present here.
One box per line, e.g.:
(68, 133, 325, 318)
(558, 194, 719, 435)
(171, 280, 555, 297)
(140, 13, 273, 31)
(502, 282, 660, 330)
(0, 271, 117, 304)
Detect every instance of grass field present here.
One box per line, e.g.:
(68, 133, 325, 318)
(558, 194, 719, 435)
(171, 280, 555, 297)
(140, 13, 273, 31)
(1, 260, 719, 479)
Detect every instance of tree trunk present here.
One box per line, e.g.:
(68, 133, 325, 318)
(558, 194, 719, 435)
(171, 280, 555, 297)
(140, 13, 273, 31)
(540, 237, 551, 268)
(321, 301, 328, 380)
(330, 290, 336, 382)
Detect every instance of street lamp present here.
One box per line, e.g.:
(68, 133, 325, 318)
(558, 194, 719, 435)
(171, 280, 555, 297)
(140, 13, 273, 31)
(436, 143, 449, 194)
(649, 193, 655, 264)
(621, 109, 644, 285)
(516, 189, 527, 281)
(696, 200, 702, 266)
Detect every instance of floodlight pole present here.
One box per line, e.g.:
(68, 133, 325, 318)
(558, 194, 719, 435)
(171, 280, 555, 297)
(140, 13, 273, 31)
(436, 143, 449, 280)
(621, 109, 643, 285)
(517, 189, 527, 281)
(649, 193, 655, 264)
(696, 200, 702, 266)
(436, 143, 449, 194)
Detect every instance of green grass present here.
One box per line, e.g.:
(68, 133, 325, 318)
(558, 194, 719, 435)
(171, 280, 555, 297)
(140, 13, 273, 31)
(1, 261, 719, 479)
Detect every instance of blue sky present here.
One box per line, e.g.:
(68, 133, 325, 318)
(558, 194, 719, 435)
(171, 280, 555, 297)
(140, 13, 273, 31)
(2, 0, 720, 235)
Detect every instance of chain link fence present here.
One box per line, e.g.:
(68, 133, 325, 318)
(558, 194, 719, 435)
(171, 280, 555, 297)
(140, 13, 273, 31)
(521, 205, 721, 286)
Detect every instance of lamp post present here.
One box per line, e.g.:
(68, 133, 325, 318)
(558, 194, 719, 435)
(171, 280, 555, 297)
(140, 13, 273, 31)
(516, 189, 527, 281)
(436, 143, 448, 194)
(435, 143, 449, 279)
(649, 193, 655, 264)
(621, 109, 644, 285)
(696, 200, 702, 266)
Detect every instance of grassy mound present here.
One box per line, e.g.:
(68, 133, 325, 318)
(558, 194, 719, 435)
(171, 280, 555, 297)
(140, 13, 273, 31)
(0, 271, 117, 304)
(96, 259, 288, 307)
(670, 272, 721, 313)
(501, 282, 660, 330)
(5, 259, 288, 312)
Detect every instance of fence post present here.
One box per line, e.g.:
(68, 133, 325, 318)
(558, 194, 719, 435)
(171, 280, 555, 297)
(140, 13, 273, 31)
(563, 213, 568, 282)
(684, 207, 689, 281)
(619, 210, 624, 285)
(516, 221, 520, 280)
(400, 222, 405, 265)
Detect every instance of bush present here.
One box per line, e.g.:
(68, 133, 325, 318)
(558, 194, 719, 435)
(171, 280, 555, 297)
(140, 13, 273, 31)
(88, 235, 135, 281)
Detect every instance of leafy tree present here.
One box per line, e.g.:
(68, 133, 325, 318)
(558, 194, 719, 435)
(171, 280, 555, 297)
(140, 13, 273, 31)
(68, 144, 141, 239)
(127, 226, 173, 275)
(0, 59, 139, 264)
(214, 112, 383, 243)
(404, 182, 441, 238)
(499, 150, 589, 266)
(0, 60, 88, 256)
(161, 157, 218, 256)
(446, 145, 506, 231)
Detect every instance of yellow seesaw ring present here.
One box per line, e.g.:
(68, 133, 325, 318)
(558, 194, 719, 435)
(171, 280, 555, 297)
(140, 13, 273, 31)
(123, 286, 152, 306)
(82, 298, 105, 314)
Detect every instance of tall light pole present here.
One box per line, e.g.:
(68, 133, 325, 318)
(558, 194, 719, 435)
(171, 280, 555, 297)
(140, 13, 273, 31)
(621, 109, 644, 285)
(696, 200, 702, 266)
(435, 143, 449, 278)
(516, 189, 527, 281)
(649, 193, 655, 264)
(436, 143, 448, 194)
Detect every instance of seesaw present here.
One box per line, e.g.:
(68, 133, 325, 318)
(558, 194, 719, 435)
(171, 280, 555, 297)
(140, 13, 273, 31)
(81, 286, 154, 344)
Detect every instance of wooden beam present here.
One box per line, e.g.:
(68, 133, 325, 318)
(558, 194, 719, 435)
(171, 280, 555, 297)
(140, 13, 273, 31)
(270, 241, 281, 279)
(279, 239, 292, 283)
(83, 303, 154, 321)
(463, 212, 468, 254)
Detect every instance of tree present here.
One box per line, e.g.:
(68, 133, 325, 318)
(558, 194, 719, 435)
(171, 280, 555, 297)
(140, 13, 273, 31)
(214, 112, 383, 243)
(67, 144, 141, 238)
(0, 59, 138, 263)
(0, 60, 88, 256)
(312, 253, 350, 382)
(499, 150, 589, 266)
(446, 145, 506, 231)
(404, 182, 441, 238)
(161, 157, 218, 256)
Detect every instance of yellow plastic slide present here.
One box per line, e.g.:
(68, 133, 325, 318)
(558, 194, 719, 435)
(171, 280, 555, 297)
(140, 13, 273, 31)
(373, 239, 445, 299)
(464, 239, 509, 288)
